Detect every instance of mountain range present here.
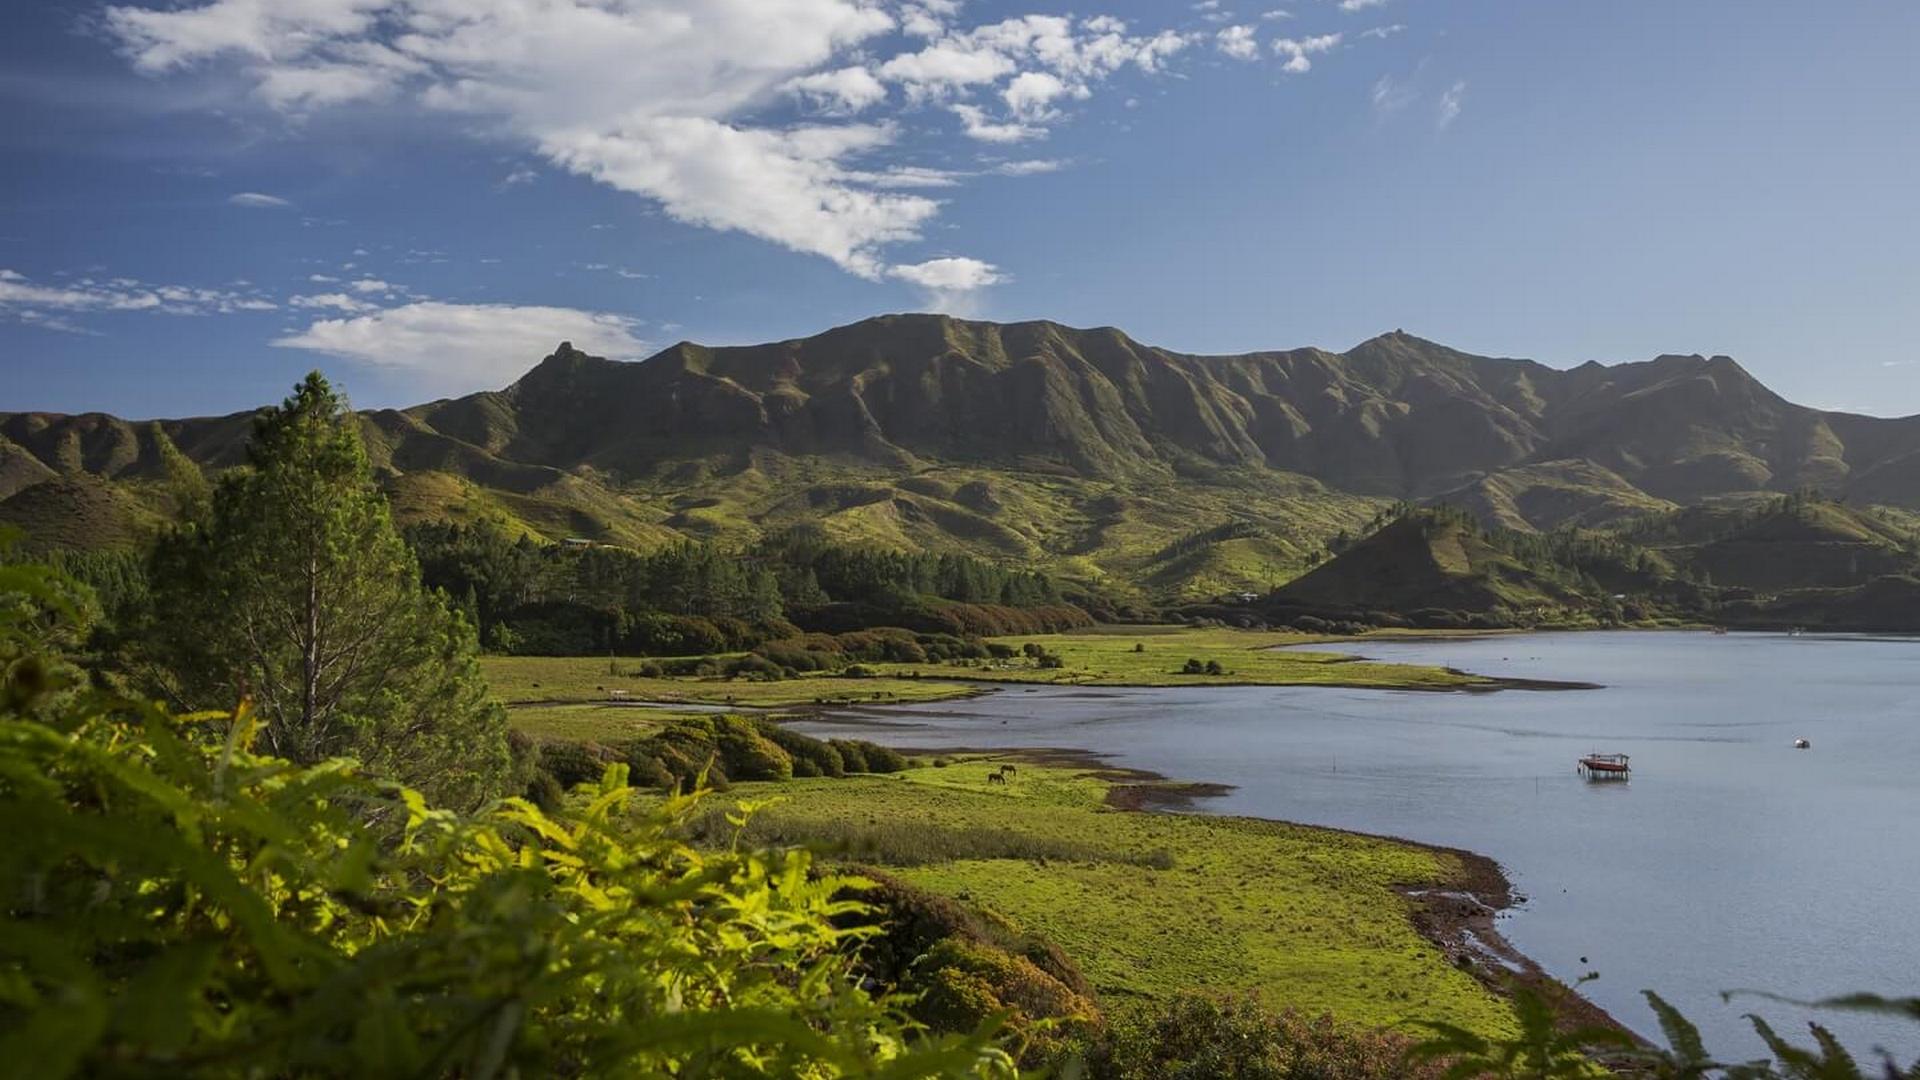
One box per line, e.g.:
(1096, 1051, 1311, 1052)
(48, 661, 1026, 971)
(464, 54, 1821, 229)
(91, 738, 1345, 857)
(5, 314, 1918, 599)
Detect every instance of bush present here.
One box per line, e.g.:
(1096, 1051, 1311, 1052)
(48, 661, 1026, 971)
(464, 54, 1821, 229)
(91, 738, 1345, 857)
(725, 652, 789, 681)
(859, 742, 910, 773)
(538, 738, 621, 788)
(833, 739, 871, 773)
(1204, 660, 1224, 676)
(1181, 658, 1205, 675)
(759, 721, 846, 778)
(845, 874, 1099, 1069)
(1088, 993, 1438, 1080)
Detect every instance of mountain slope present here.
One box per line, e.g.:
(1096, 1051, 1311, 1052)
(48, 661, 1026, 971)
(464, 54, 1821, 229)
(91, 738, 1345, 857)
(5, 315, 1919, 597)
(1266, 511, 1598, 618)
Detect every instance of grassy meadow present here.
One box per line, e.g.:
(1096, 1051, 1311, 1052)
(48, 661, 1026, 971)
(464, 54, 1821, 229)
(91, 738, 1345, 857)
(702, 757, 1516, 1038)
(875, 625, 1495, 691)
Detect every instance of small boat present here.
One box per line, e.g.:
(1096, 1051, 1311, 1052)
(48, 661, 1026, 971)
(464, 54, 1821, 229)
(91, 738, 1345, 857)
(1578, 752, 1631, 779)
(1793, 738, 1811, 750)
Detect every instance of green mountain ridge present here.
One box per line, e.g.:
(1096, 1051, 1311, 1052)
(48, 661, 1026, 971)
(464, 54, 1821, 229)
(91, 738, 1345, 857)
(6, 314, 1920, 599)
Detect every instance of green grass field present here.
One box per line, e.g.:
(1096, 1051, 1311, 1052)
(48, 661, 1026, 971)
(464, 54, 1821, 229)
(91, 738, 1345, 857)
(712, 757, 1515, 1037)
(886, 626, 1494, 691)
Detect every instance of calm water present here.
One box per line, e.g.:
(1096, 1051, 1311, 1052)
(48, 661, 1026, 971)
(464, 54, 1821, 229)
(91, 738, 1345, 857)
(790, 631, 1920, 1060)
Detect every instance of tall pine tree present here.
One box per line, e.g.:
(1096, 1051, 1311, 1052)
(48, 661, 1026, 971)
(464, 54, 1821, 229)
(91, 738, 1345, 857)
(146, 373, 511, 808)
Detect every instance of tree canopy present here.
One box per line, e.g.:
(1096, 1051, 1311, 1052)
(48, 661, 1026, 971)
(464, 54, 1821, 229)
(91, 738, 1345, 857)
(142, 373, 511, 808)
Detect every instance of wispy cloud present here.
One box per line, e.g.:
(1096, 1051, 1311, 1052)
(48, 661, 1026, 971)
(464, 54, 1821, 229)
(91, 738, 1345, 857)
(1338, 0, 1389, 11)
(227, 191, 292, 209)
(1437, 79, 1467, 130)
(290, 292, 375, 312)
(0, 268, 278, 330)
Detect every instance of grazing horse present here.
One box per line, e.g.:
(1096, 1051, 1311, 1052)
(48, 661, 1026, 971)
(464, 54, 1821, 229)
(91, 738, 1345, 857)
(997, 763, 1018, 776)
(986, 772, 1007, 786)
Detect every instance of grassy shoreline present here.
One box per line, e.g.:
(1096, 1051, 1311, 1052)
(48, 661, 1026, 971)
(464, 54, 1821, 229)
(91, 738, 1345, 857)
(701, 753, 1525, 1038)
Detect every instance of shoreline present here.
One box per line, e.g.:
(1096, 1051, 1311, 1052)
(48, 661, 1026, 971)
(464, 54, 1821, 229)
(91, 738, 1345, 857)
(891, 742, 1644, 1045)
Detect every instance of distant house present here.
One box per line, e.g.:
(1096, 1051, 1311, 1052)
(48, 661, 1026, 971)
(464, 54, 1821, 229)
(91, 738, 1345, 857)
(1235, 591, 1260, 603)
(562, 537, 596, 548)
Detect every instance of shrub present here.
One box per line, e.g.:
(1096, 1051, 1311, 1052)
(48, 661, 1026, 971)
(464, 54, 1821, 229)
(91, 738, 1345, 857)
(538, 738, 621, 788)
(859, 742, 910, 773)
(845, 874, 1099, 1070)
(758, 721, 846, 778)
(1088, 993, 1438, 1080)
(833, 739, 871, 773)
(526, 769, 566, 811)
(1204, 660, 1224, 676)
(1181, 658, 1205, 675)
(725, 652, 788, 681)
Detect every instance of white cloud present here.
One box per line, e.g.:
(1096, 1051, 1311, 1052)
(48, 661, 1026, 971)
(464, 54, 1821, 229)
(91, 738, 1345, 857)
(0, 268, 277, 327)
(1216, 25, 1260, 61)
(499, 166, 538, 187)
(890, 257, 1005, 314)
(308, 273, 339, 282)
(883, 16, 1189, 140)
(783, 66, 888, 114)
(1338, 0, 1389, 10)
(544, 118, 939, 279)
(1003, 71, 1081, 120)
(348, 277, 394, 294)
(289, 292, 374, 312)
(101, 1, 1212, 281)
(228, 191, 292, 208)
(1261, 9, 1294, 19)
(272, 301, 648, 391)
(890, 257, 1004, 290)
(1438, 79, 1466, 129)
(991, 158, 1068, 176)
(899, 0, 961, 39)
(951, 103, 1044, 144)
(1272, 33, 1340, 73)
(1361, 23, 1406, 39)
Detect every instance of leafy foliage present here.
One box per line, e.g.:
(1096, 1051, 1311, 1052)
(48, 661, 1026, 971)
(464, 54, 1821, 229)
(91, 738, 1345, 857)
(1407, 983, 1920, 1080)
(0, 557, 1017, 1079)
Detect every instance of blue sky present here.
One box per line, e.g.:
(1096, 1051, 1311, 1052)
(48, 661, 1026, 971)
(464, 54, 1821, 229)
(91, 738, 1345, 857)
(2, 0, 1916, 419)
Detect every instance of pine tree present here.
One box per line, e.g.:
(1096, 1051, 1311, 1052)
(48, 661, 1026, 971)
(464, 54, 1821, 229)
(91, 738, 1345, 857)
(145, 373, 510, 808)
